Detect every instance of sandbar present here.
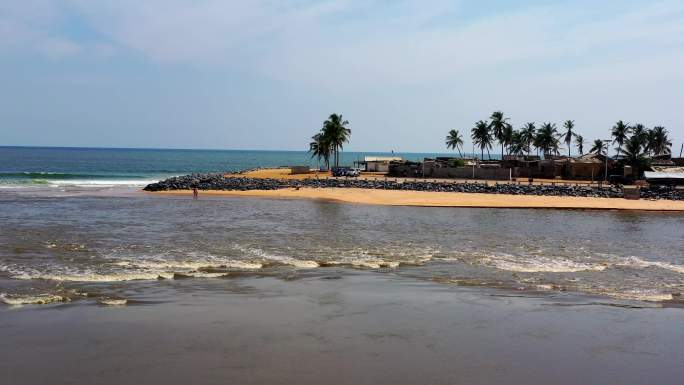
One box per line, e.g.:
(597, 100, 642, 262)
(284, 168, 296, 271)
(152, 187, 684, 211)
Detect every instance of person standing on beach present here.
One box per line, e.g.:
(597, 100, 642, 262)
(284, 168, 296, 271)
(192, 187, 198, 199)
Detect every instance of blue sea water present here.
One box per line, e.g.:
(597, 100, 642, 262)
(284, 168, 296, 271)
(0, 146, 455, 188)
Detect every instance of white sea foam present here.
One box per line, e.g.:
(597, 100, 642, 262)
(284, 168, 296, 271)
(478, 254, 606, 273)
(600, 289, 674, 302)
(46, 179, 157, 187)
(614, 256, 684, 274)
(12, 271, 172, 282)
(0, 293, 67, 305)
(232, 244, 319, 268)
(113, 258, 263, 271)
(99, 298, 128, 306)
(323, 257, 401, 269)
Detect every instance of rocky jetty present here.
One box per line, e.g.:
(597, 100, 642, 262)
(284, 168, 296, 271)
(143, 173, 683, 200)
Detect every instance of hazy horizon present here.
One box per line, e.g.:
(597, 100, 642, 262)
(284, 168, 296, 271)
(1, 1, 683, 153)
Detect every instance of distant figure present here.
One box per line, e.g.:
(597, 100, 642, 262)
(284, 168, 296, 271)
(192, 187, 198, 199)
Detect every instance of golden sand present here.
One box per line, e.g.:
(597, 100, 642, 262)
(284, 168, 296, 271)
(151, 187, 684, 211)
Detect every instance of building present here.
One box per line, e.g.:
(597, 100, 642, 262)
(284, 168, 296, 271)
(355, 156, 403, 173)
(563, 153, 608, 180)
(644, 167, 684, 186)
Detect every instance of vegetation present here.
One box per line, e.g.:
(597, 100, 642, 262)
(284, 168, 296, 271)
(471, 120, 493, 160)
(622, 134, 649, 175)
(447, 113, 672, 169)
(489, 111, 512, 160)
(649, 126, 672, 156)
(536, 122, 560, 156)
(562, 120, 575, 158)
(445, 129, 464, 157)
(520, 123, 536, 155)
(575, 135, 585, 156)
(590, 139, 607, 155)
(611, 120, 630, 156)
(508, 130, 526, 156)
(309, 113, 351, 169)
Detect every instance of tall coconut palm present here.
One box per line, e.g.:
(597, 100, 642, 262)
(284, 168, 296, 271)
(502, 124, 514, 156)
(308, 133, 330, 170)
(590, 139, 606, 155)
(630, 123, 648, 147)
(575, 135, 585, 156)
(611, 120, 630, 157)
(536, 122, 560, 157)
(445, 129, 464, 157)
(489, 111, 511, 160)
(650, 126, 672, 156)
(508, 130, 526, 156)
(623, 134, 649, 176)
(520, 122, 536, 155)
(321, 113, 351, 168)
(471, 120, 493, 160)
(562, 120, 575, 157)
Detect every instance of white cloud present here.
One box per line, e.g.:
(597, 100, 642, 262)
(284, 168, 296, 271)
(1, 0, 683, 150)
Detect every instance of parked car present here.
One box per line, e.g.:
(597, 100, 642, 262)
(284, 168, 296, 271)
(331, 167, 360, 177)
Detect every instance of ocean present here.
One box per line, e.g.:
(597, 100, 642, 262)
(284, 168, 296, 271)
(0, 146, 682, 306)
(0, 146, 449, 190)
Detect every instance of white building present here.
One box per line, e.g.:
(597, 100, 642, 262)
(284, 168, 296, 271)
(361, 156, 403, 173)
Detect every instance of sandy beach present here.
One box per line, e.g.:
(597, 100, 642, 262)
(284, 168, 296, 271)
(154, 187, 684, 211)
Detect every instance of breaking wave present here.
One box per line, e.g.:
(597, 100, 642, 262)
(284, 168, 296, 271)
(0, 293, 68, 305)
(232, 244, 320, 268)
(614, 256, 684, 275)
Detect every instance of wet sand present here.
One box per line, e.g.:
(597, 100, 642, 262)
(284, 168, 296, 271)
(1, 273, 683, 385)
(154, 187, 684, 211)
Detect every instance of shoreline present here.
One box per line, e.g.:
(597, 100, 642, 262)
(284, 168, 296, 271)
(150, 187, 684, 211)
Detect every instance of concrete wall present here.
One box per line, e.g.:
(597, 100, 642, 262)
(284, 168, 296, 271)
(567, 163, 603, 180)
(367, 161, 390, 173)
(290, 166, 310, 174)
(423, 164, 512, 180)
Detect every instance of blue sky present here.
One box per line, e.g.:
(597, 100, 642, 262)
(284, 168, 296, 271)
(1, 0, 683, 153)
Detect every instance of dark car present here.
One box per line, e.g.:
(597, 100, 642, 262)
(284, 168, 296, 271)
(331, 167, 360, 177)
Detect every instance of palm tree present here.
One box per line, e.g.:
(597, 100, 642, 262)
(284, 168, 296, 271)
(321, 113, 351, 168)
(611, 120, 630, 157)
(650, 126, 672, 156)
(590, 139, 606, 155)
(575, 135, 585, 156)
(520, 122, 536, 156)
(645, 129, 657, 156)
(623, 134, 649, 176)
(536, 122, 560, 157)
(445, 129, 464, 157)
(562, 120, 575, 157)
(631, 123, 648, 147)
(508, 130, 526, 156)
(502, 124, 514, 156)
(309, 133, 330, 170)
(489, 111, 511, 160)
(471, 120, 493, 160)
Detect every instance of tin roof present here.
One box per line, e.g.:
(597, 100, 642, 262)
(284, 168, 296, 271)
(364, 156, 403, 162)
(644, 171, 684, 180)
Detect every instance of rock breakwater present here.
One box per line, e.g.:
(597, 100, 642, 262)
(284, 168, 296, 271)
(143, 173, 683, 200)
